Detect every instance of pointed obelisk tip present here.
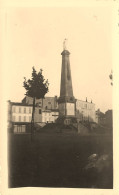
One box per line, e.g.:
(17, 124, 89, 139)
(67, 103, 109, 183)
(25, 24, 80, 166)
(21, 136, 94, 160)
(63, 38, 68, 50)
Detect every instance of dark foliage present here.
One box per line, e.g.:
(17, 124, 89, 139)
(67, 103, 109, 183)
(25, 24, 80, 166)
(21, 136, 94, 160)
(23, 67, 49, 99)
(109, 71, 113, 86)
(23, 67, 49, 136)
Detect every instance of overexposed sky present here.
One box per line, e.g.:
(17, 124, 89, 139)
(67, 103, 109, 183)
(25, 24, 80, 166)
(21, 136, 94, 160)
(5, 7, 112, 112)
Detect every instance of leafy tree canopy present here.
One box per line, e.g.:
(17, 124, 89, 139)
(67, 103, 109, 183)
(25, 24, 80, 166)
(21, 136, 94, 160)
(23, 67, 49, 99)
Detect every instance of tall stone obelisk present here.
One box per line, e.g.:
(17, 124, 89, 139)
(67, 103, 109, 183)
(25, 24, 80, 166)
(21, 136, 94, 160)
(58, 39, 76, 124)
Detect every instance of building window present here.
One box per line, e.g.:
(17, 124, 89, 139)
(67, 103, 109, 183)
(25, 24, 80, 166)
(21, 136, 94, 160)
(19, 116, 21, 122)
(84, 104, 87, 109)
(24, 116, 26, 122)
(24, 107, 26, 113)
(19, 107, 21, 113)
(22, 125, 26, 133)
(39, 109, 41, 114)
(17, 125, 22, 133)
(29, 108, 31, 113)
(38, 102, 42, 107)
(13, 106, 16, 113)
(14, 125, 17, 133)
(48, 102, 51, 104)
(12, 116, 15, 122)
(29, 116, 32, 122)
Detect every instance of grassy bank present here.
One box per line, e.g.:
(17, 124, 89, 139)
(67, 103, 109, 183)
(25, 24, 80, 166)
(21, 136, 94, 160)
(8, 132, 113, 188)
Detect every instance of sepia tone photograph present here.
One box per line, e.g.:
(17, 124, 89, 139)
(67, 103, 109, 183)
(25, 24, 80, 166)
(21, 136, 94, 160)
(1, 1, 119, 194)
(7, 6, 113, 189)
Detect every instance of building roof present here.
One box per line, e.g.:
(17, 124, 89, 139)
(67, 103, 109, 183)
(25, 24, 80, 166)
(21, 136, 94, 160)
(50, 109, 59, 112)
(12, 122, 31, 124)
(105, 109, 112, 114)
(22, 95, 57, 100)
(76, 99, 95, 105)
(10, 102, 33, 107)
(42, 109, 59, 113)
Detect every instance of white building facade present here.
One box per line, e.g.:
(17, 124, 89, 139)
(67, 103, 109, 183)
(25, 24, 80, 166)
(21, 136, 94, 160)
(76, 99, 96, 122)
(40, 110, 59, 123)
(8, 97, 96, 133)
(9, 102, 33, 133)
(8, 101, 59, 133)
(12, 104, 32, 123)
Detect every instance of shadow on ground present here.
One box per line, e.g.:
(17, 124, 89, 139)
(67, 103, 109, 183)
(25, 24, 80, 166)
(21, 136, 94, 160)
(8, 131, 113, 189)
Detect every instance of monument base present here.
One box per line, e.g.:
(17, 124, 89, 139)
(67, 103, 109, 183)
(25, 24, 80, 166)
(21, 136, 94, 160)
(56, 115, 77, 125)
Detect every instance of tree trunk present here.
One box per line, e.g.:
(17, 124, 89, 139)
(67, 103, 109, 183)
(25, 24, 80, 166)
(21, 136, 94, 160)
(33, 97, 36, 131)
(42, 98, 43, 109)
(31, 97, 35, 141)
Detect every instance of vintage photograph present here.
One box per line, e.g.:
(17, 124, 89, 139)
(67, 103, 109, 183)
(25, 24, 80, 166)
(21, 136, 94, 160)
(5, 5, 113, 190)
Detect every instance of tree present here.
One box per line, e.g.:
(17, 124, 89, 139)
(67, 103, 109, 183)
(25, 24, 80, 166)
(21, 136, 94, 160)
(109, 70, 113, 86)
(23, 67, 49, 137)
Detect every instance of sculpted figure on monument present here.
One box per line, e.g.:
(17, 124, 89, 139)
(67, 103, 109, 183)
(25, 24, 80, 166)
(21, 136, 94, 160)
(63, 38, 68, 50)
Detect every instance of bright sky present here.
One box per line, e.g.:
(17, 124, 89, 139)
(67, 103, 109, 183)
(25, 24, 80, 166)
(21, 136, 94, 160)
(5, 6, 113, 112)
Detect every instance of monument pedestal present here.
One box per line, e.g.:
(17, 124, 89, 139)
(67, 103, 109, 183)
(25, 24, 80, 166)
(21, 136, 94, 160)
(58, 98, 76, 125)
